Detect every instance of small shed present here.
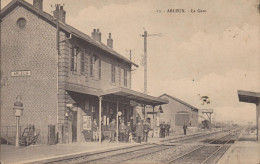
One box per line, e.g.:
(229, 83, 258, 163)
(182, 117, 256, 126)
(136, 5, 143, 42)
(158, 94, 199, 132)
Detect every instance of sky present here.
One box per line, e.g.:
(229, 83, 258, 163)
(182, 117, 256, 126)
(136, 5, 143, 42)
(2, 0, 260, 125)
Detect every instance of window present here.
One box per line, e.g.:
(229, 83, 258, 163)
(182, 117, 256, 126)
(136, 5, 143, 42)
(111, 64, 116, 83)
(17, 18, 26, 29)
(90, 53, 101, 79)
(124, 69, 127, 87)
(80, 52, 85, 74)
(71, 46, 80, 71)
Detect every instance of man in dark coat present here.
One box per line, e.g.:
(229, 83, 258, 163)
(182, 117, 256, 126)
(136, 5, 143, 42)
(166, 122, 170, 136)
(143, 120, 150, 143)
(136, 121, 143, 144)
(119, 122, 126, 142)
(92, 119, 98, 141)
(160, 122, 166, 138)
(109, 119, 116, 142)
(126, 122, 132, 142)
(183, 123, 188, 135)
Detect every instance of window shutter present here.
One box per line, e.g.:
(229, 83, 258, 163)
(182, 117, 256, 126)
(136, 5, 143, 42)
(99, 58, 101, 79)
(70, 47, 74, 71)
(90, 53, 93, 76)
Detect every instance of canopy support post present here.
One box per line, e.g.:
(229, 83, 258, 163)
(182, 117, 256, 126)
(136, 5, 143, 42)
(99, 96, 102, 144)
(116, 97, 119, 142)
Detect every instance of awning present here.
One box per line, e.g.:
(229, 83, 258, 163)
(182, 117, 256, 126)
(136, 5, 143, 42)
(65, 83, 101, 96)
(101, 87, 168, 106)
(238, 90, 260, 104)
(65, 84, 168, 106)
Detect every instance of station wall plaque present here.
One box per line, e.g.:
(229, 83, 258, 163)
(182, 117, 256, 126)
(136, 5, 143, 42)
(11, 70, 31, 77)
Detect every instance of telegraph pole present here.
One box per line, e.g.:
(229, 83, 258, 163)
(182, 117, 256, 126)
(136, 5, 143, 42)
(129, 50, 132, 61)
(142, 31, 148, 94)
(141, 31, 161, 94)
(0, 0, 2, 88)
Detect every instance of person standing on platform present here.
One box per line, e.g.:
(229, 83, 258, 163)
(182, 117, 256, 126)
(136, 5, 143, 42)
(143, 120, 150, 143)
(109, 119, 116, 142)
(126, 122, 132, 142)
(119, 121, 127, 142)
(92, 119, 98, 141)
(166, 122, 170, 136)
(160, 122, 166, 138)
(168, 123, 171, 136)
(183, 123, 188, 135)
(136, 121, 143, 144)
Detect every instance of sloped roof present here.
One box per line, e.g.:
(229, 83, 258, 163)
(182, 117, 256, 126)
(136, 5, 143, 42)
(237, 90, 260, 104)
(1, 0, 138, 67)
(159, 93, 199, 112)
(101, 87, 169, 106)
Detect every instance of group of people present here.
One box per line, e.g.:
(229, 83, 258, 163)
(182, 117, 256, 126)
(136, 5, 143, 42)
(91, 118, 118, 142)
(118, 120, 151, 144)
(135, 120, 150, 143)
(92, 118, 151, 143)
(159, 122, 171, 138)
(108, 119, 132, 143)
(92, 119, 190, 142)
(118, 121, 131, 142)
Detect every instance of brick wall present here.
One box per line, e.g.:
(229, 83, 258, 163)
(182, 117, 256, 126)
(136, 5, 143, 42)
(57, 30, 70, 143)
(0, 6, 58, 144)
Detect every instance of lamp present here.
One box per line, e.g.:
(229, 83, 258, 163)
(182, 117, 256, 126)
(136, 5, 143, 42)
(66, 103, 73, 108)
(72, 107, 78, 112)
(13, 95, 24, 117)
(159, 105, 163, 113)
(13, 95, 24, 147)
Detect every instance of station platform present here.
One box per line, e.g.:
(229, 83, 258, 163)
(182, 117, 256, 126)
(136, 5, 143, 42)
(217, 131, 260, 164)
(0, 130, 201, 164)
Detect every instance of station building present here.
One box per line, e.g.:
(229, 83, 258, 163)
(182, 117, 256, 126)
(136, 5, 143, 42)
(158, 94, 199, 132)
(0, 0, 168, 144)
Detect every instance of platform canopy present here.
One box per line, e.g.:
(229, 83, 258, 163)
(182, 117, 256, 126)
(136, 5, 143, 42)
(101, 87, 168, 106)
(238, 90, 260, 104)
(237, 90, 260, 142)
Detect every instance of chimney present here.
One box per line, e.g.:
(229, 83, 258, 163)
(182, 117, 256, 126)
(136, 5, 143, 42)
(53, 4, 66, 23)
(91, 29, 101, 42)
(107, 33, 113, 49)
(33, 0, 43, 10)
(91, 29, 97, 40)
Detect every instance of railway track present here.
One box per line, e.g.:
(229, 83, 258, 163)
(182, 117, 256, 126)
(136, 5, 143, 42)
(165, 129, 241, 164)
(47, 143, 175, 164)
(161, 128, 232, 144)
(47, 144, 155, 164)
(42, 129, 238, 164)
(82, 144, 174, 164)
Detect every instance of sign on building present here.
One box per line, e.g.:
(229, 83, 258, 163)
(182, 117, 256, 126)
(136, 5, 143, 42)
(83, 116, 91, 130)
(11, 70, 31, 77)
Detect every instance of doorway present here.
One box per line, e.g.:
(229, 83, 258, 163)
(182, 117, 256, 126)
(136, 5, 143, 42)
(72, 111, 77, 142)
(175, 111, 189, 126)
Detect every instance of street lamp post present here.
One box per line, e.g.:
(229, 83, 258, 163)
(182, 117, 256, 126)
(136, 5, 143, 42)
(117, 111, 122, 142)
(13, 96, 24, 147)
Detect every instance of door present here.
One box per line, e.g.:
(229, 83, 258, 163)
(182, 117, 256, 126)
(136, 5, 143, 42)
(175, 111, 189, 126)
(72, 111, 77, 142)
